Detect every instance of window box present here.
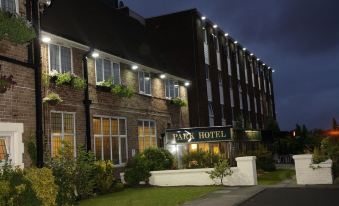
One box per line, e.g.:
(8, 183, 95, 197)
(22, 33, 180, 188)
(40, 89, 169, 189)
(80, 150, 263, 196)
(96, 81, 134, 98)
(96, 84, 111, 92)
(43, 92, 63, 106)
(169, 97, 187, 107)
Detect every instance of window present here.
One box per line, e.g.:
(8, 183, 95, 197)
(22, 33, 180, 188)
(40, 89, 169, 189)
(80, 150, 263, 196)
(0, 0, 17, 14)
(138, 120, 157, 152)
(50, 112, 76, 157)
(239, 84, 243, 110)
(235, 47, 240, 80)
(203, 29, 209, 65)
(95, 58, 120, 84)
(221, 105, 226, 126)
(48, 44, 72, 73)
(247, 94, 251, 111)
(206, 65, 212, 102)
(218, 71, 224, 105)
(0, 138, 8, 162)
(226, 40, 232, 76)
(254, 97, 258, 113)
(251, 60, 255, 87)
(260, 94, 263, 115)
(208, 102, 214, 126)
(138, 71, 151, 95)
(257, 67, 261, 90)
(165, 79, 179, 99)
(93, 116, 127, 165)
(244, 55, 248, 84)
(216, 38, 221, 71)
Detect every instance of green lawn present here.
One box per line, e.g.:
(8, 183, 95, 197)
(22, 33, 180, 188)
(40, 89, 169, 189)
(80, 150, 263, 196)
(258, 169, 295, 185)
(79, 186, 220, 206)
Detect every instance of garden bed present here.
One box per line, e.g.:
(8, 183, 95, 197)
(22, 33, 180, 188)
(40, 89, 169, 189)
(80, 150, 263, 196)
(258, 169, 295, 185)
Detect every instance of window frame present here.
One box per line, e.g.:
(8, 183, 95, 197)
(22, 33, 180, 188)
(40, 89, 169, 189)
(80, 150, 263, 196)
(93, 115, 128, 165)
(94, 58, 121, 85)
(138, 71, 152, 96)
(0, 0, 19, 14)
(0, 136, 9, 164)
(138, 119, 157, 152)
(50, 111, 76, 157)
(48, 43, 74, 74)
(165, 79, 180, 99)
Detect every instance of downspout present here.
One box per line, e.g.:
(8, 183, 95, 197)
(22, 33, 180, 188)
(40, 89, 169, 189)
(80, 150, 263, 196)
(31, 0, 43, 167)
(83, 50, 93, 152)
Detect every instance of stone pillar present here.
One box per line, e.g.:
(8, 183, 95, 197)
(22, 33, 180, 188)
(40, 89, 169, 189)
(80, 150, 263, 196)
(235, 156, 257, 185)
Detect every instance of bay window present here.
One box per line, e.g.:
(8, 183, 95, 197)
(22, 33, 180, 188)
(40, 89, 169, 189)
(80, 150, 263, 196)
(95, 58, 121, 85)
(138, 120, 156, 152)
(138, 71, 151, 95)
(165, 79, 179, 99)
(93, 116, 127, 165)
(50, 112, 76, 157)
(48, 44, 72, 73)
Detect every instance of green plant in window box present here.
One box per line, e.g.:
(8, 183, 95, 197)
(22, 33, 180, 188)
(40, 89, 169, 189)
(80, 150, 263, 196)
(0, 74, 16, 93)
(71, 74, 86, 90)
(111, 84, 134, 98)
(0, 10, 36, 45)
(170, 97, 187, 107)
(55, 72, 72, 87)
(96, 79, 113, 92)
(43, 92, 63, 106)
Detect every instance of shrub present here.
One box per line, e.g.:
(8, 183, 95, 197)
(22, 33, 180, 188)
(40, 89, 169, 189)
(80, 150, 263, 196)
(111, 84, 134, 98)
(26, 137, 37, 166)
(182, 150, 221, 169)
(71, 75, 86, 90)
(319, 137, 339, 177)
(24, 168, 58, 206)
(254, 145, 276, 171)
(143, 148, 174, 171)
(207, 159, 233, 185)
(124, 154, 151, 186)
(55, 72, 72, 87)
(94, 160, 116, 194)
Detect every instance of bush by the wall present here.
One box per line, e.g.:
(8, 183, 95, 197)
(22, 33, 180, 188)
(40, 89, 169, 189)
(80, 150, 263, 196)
(124, 154, 151, 186)
(182, 150, 221, 169)
(143, 148, 174, 171)
(94, 160, 116, 194)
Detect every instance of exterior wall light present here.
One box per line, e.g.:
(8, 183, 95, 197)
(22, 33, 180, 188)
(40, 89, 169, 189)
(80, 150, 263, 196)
(201, 16, 206, 20)
(272, 70, 276, 73)
(257, 58, 260, 61)
(263, 63, 266, 66)
(234, 41, 238, 44)
(184, 82, 190, 87)
(213, 24, 218, 28)
(132, 65, 138, 70)
(243, 48, 246, 51)
(250, 53, 254, 56)
(160, 74, 166, 79)
(41, 36, 51, 43)
(224, 33, 229, 37)
(91, 52, 99, 58)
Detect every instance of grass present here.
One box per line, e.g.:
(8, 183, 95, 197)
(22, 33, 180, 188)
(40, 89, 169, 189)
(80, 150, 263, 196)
(79, 186, 221, 206)
(258, 169, 295, 185)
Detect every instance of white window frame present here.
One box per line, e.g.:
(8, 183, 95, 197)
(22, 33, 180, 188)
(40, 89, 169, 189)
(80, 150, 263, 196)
(93, 115, 128, 165)
(208, 102, 214, 127)
(95, 58, 121, 85)
(48, 43, 73, 74)
(251, 60, 255, 87)
(0, 0, 19, 14)
(226, 40, 232, 76)
(50, 111, 76, 157)
(138, 119, 157, 152)
(138, 71, 152, 96)
(244, 54, 248, 84)
(235, 47, 240, 80)
(239, 84, 243, 110)
(203, 29, 210, 65)
(165, 79, 180, 99)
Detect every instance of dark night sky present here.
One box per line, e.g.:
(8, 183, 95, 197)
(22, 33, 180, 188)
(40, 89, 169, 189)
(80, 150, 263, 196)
(123, 0, 339, 130)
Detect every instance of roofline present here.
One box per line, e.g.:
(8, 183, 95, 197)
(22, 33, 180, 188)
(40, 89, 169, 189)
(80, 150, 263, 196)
(146, 8, 197, 20)
(41, 31, 190, 82)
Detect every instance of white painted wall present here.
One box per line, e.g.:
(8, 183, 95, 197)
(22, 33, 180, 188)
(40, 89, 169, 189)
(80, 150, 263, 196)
(293, 154, 333, 185)
(148, 156, 257, 186)
(0, 122, 24, 168)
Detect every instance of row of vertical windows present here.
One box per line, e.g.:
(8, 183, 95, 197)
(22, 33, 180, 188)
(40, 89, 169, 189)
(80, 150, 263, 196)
(138, 71, 151, 95)
(49, 44, 72, 73)
(95, 58, 121, 85)
(165, 79, 179, 99)
(138, 120, 157, 152)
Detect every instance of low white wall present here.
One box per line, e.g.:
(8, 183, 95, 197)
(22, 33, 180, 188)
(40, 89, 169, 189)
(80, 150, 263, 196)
(293, 154, 333, 185)
(148, 156, 257, 186)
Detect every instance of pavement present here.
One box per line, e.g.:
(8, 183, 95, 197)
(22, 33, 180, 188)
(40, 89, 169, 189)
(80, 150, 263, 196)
(183, 175, 339, 206)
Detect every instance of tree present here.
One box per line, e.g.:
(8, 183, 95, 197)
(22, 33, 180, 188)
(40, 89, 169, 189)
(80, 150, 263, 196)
(333, 118, 338, 130)
(207, 159, 233, 185)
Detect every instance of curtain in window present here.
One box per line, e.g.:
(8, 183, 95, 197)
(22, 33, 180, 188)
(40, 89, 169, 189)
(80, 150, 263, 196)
(103, 59, 112, 82)
(113, 63, 120, 84)
(49, 44, 60, 71)
(95, 59, 103, 82)
(144, 73, 151, 95)
(0, 139, 7, 161)
(61, 46, 72, 73)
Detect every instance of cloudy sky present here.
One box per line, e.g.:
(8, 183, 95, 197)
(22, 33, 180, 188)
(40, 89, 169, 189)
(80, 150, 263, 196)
(123, 0, 339, 130)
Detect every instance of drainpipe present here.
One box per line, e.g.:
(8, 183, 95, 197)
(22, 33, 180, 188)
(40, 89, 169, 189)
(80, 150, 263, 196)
(83, 50, 93, 152)
(32, 0, 43, 167)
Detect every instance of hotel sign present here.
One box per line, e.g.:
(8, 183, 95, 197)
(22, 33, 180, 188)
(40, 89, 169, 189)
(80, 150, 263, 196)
(166, 126, 233, 144)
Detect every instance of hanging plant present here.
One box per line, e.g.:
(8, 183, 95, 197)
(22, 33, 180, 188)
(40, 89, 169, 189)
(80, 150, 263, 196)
(0, 74, 16, 93)
(45, 70, 86, 90)
(71, 74, 86, 90)
(170, 97, 187, 107)
(43, 92, 63, 106)
(0, 10, 36, 44)
(111, 84, 134, 98)
(55, 72, 72, 87)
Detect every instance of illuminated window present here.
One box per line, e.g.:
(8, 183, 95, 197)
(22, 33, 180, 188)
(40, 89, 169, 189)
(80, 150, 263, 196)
(93, 116, 127, 165)
(0, 0, 17, 14)
(165, 79, 179, 99)
(0, 138, 8, 161)
(51, 112, 76, 157)
(138, 120, 156, 152)
(189, 144, 198, 153)
(138, 71, 151, 95)
(95, 58, 120, 84)
(48, 44, 72, 73)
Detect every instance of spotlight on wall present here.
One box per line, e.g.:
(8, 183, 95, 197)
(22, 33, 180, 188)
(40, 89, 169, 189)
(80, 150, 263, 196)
(213, 24, 218, 28)
(184, 82, 190, 87)
(160, 74, 166, 79)
(91, 52, 99, 58)
(243, 48, 246, 51)
(201, 16, 206, 20)
(41, 36, 51, 43)
(268, 67, 271, 69)
(250, 53, 254, 56)
(234, 41, 238, 44)
(224, 33, 229, 37)
(132, 65, 138, 70)
(257, 58, 260, 61)
(272, 69, 276, 73)
(263, 63, 266, 66)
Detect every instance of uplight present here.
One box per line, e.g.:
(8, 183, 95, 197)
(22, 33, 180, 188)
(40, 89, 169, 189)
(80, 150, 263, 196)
(184, 82, 190, 87)
(234, 41, 238, 44)
(201, 16, 206, 20)
(224, 33, 229, 37)
(243, 48, 246, 51)
(250, 53, 254, 56)
(257, 58, 260, 61)
(213, 24, 218, 28)
(132, 65, 138, 70)
(91, 52, 99, 58)
(160, 74, 166, 79)
(41, 36, 51, 43)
